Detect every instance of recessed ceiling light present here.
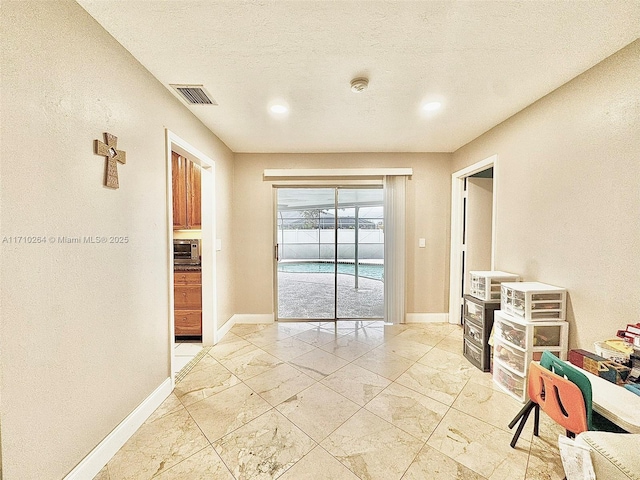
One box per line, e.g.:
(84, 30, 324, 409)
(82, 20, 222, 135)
(423, 101, 442, 112)
(269, 104, 288, 114)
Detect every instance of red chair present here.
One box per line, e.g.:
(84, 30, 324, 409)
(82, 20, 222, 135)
(509, 361, 589, 448)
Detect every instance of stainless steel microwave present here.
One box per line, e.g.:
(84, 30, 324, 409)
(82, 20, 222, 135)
(174, 239, 200, 265)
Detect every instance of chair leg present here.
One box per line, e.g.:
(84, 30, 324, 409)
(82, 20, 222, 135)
(533, 403, 540, 437)
(509, 400, 534, 429)
(509, 401, 536, 448)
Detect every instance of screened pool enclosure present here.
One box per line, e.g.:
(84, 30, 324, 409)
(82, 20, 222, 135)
(276, 187, 384, 320)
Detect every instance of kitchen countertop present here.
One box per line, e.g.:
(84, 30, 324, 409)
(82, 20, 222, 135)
(174, 264, 202, 271)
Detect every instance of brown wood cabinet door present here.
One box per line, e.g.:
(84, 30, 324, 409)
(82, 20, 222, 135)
(172, 152, 188, 229)
(175, 310, 202, 336)
(174, 271, 202, 286)
(187, 160, 201, 229)
(174, 285, 202, 309)
(174, 270, 202, 337)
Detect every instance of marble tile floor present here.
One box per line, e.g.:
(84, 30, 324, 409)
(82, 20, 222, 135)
(96, 321, 566, 480)
(174, 340, 204, 375)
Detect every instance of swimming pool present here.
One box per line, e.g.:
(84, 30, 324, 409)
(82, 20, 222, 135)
(278, 262, 384, 281)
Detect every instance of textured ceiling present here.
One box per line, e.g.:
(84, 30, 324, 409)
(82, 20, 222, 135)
(77, 1, 640, 153)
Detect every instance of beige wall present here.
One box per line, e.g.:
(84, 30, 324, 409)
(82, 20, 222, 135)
(0, 2, 234, 478)
(4, 2, 636, 477)
(452, 39, 640, 349)
(233, 153, 452, 317)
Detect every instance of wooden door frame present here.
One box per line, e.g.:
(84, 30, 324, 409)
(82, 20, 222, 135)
(165, 129, 217, 387)
(448, 154, 497, 325)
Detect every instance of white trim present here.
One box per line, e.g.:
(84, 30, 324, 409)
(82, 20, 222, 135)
(451, 156, 496, 178)
(165, 143, 176, 386)
(273, 187, 280, 320)
(168, 133, 216, 169)
(165, 129, 218, 380)
(270, 179, 383, 187)
(64, 378, 172, 480)
(491, 163, 498, 271)
(264, 168, 413, 178)
(200, 163, 217, 346)
(405, 313, 449, 323)
(216, 316, 236, 341)
(449, 154, 498, 326)
(231, 313, 275, 324)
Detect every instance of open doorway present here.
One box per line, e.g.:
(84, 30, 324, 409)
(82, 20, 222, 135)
(166, 130, 217, 386)
(449, 155, 497, 325)
(464, 168, 494, 295)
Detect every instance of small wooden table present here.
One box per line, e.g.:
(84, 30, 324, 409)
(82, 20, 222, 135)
(579, 367, 640, 434)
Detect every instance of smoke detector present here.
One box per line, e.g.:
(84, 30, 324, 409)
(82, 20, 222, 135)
(350, 77, 369, 93)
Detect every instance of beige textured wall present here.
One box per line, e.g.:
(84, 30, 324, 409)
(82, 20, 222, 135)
(464, 178, 494, 293)
(452, 39, 640, 349)
(233, 153, 452, 316)
(0, 2, 234, 478)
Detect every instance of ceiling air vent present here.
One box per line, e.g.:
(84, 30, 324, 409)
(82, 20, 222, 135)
(170, 84, 217, 105)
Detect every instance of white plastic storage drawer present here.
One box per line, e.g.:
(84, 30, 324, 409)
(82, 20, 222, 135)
(495, 312, 527, 349)
(494, 339, 526, 375)
(500, 281, 566, 321)
(469, 271, 520, 301)
(494, 310, 568, 352)
(493, 360, 526, 402)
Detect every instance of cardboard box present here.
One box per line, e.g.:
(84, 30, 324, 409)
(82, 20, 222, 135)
(568, 349, 631, 385)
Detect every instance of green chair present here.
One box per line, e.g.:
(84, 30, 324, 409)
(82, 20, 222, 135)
(540, 350, 627, 433)
(509, 351, 626, 448)
(539, 350, 595, 431)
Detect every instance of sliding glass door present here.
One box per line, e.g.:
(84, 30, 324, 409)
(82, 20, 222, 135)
(336, 189, 384, 318)
(276, 187, 384, 321)
(276, 188, 336, 319)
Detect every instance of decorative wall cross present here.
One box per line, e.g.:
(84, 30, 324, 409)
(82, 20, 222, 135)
(94, 132, 126, 189)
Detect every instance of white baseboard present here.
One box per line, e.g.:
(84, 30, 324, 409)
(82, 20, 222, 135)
(405, 313, 450, 324)
(216, 315, 236, 342)
(231, 313, 274, 324)
(64, 378, 172, 480)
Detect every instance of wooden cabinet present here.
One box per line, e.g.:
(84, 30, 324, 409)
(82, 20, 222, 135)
(174, 270, 202, 336)
(174, 271, 202, 286)
(172, 152, 201, 230)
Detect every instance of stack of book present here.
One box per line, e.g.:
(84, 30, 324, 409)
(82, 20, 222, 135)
(617, 323, 640, 347)
(629, 346, 640, 384)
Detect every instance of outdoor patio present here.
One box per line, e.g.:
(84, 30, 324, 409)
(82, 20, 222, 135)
(277, 271, 384, 319)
